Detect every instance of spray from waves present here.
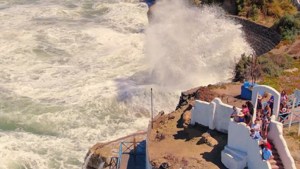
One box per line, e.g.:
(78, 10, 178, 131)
(145, 0, 253, 89)
(0, 0, 253, 169)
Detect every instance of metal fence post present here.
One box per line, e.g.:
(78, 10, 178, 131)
(151, 88, 153, 129)
(289, 98, 296, 131)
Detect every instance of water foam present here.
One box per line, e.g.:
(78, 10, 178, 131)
(0, 1, 157, 168)
(0, 0, 252, 168)
(145, 0, 253, 89)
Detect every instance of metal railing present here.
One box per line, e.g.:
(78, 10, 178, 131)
(281, 97, 300, 136)
(109, 157, 118, 169)
(112, 140, 145, 169)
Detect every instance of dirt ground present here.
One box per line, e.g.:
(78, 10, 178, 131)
(148, 104, 228, 169)
(283, 125, 300, 169)
(272, 36, 300, 58)
(148, 84, 242, 169)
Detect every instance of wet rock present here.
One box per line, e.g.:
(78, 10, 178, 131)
(83, 151, 108, 169)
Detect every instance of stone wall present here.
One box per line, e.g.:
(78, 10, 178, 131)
(229, 16, 281, 56)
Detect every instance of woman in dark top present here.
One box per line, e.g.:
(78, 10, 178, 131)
(257, 95, 263, 118)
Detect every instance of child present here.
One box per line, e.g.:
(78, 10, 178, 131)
(250, 129, 262, 141)
(262, 143, 273, 160)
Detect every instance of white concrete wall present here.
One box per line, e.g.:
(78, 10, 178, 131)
(227, 120, 271, 169)
(191, 100, 216, 129)
(191, 98, 241, 133)
(191, 94, 296, 169)
(251, 85, 280, 119)
(268, 120, 297, 169)
(213, 98, 236, 133)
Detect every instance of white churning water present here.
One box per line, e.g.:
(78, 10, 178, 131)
(0, 0, 252, 168)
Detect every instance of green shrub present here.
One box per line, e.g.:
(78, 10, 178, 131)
(248, 4, 260, 20)
(273, 14, 300, 41)
(233, 54, 293, 82)
(258, 57, 281, 77)
(233, 54, 252, 82)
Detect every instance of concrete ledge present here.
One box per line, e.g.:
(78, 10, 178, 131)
(221, 146, 247, 169)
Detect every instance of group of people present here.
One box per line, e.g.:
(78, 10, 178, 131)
(230, 90, 291, 161)
(231, 101, 254, 126)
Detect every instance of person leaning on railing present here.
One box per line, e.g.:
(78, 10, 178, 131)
(279, 101, 291, 123)
(231, 106, 245, 122)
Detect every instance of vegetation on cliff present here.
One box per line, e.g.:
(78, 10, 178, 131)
(233, 40, 300, 94)
(229, 0, 300, 93)
(273, 13, 300, 41)
(236, 0, 300, 40)
(236, 0, 297, 20)
(191, 0, 300, 40)
(233, 53, 293, 82)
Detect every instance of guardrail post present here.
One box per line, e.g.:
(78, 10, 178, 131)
(151, 88, 153, 129)
(289, 98, 296, 131)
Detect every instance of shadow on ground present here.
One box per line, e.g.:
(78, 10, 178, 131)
(199, 130, 228, 169)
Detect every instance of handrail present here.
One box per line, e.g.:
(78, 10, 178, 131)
(116, 142, 123, 169)
(115, 141, 144, 169)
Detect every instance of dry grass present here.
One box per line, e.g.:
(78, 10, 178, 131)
(261, 58, 300, 94)
(260, 36, 300, 94)
(283, 125, 300, 168)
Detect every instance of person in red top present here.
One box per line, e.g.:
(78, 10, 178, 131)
(265, 141, 272, 150)
(241, 104, 249, 115)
